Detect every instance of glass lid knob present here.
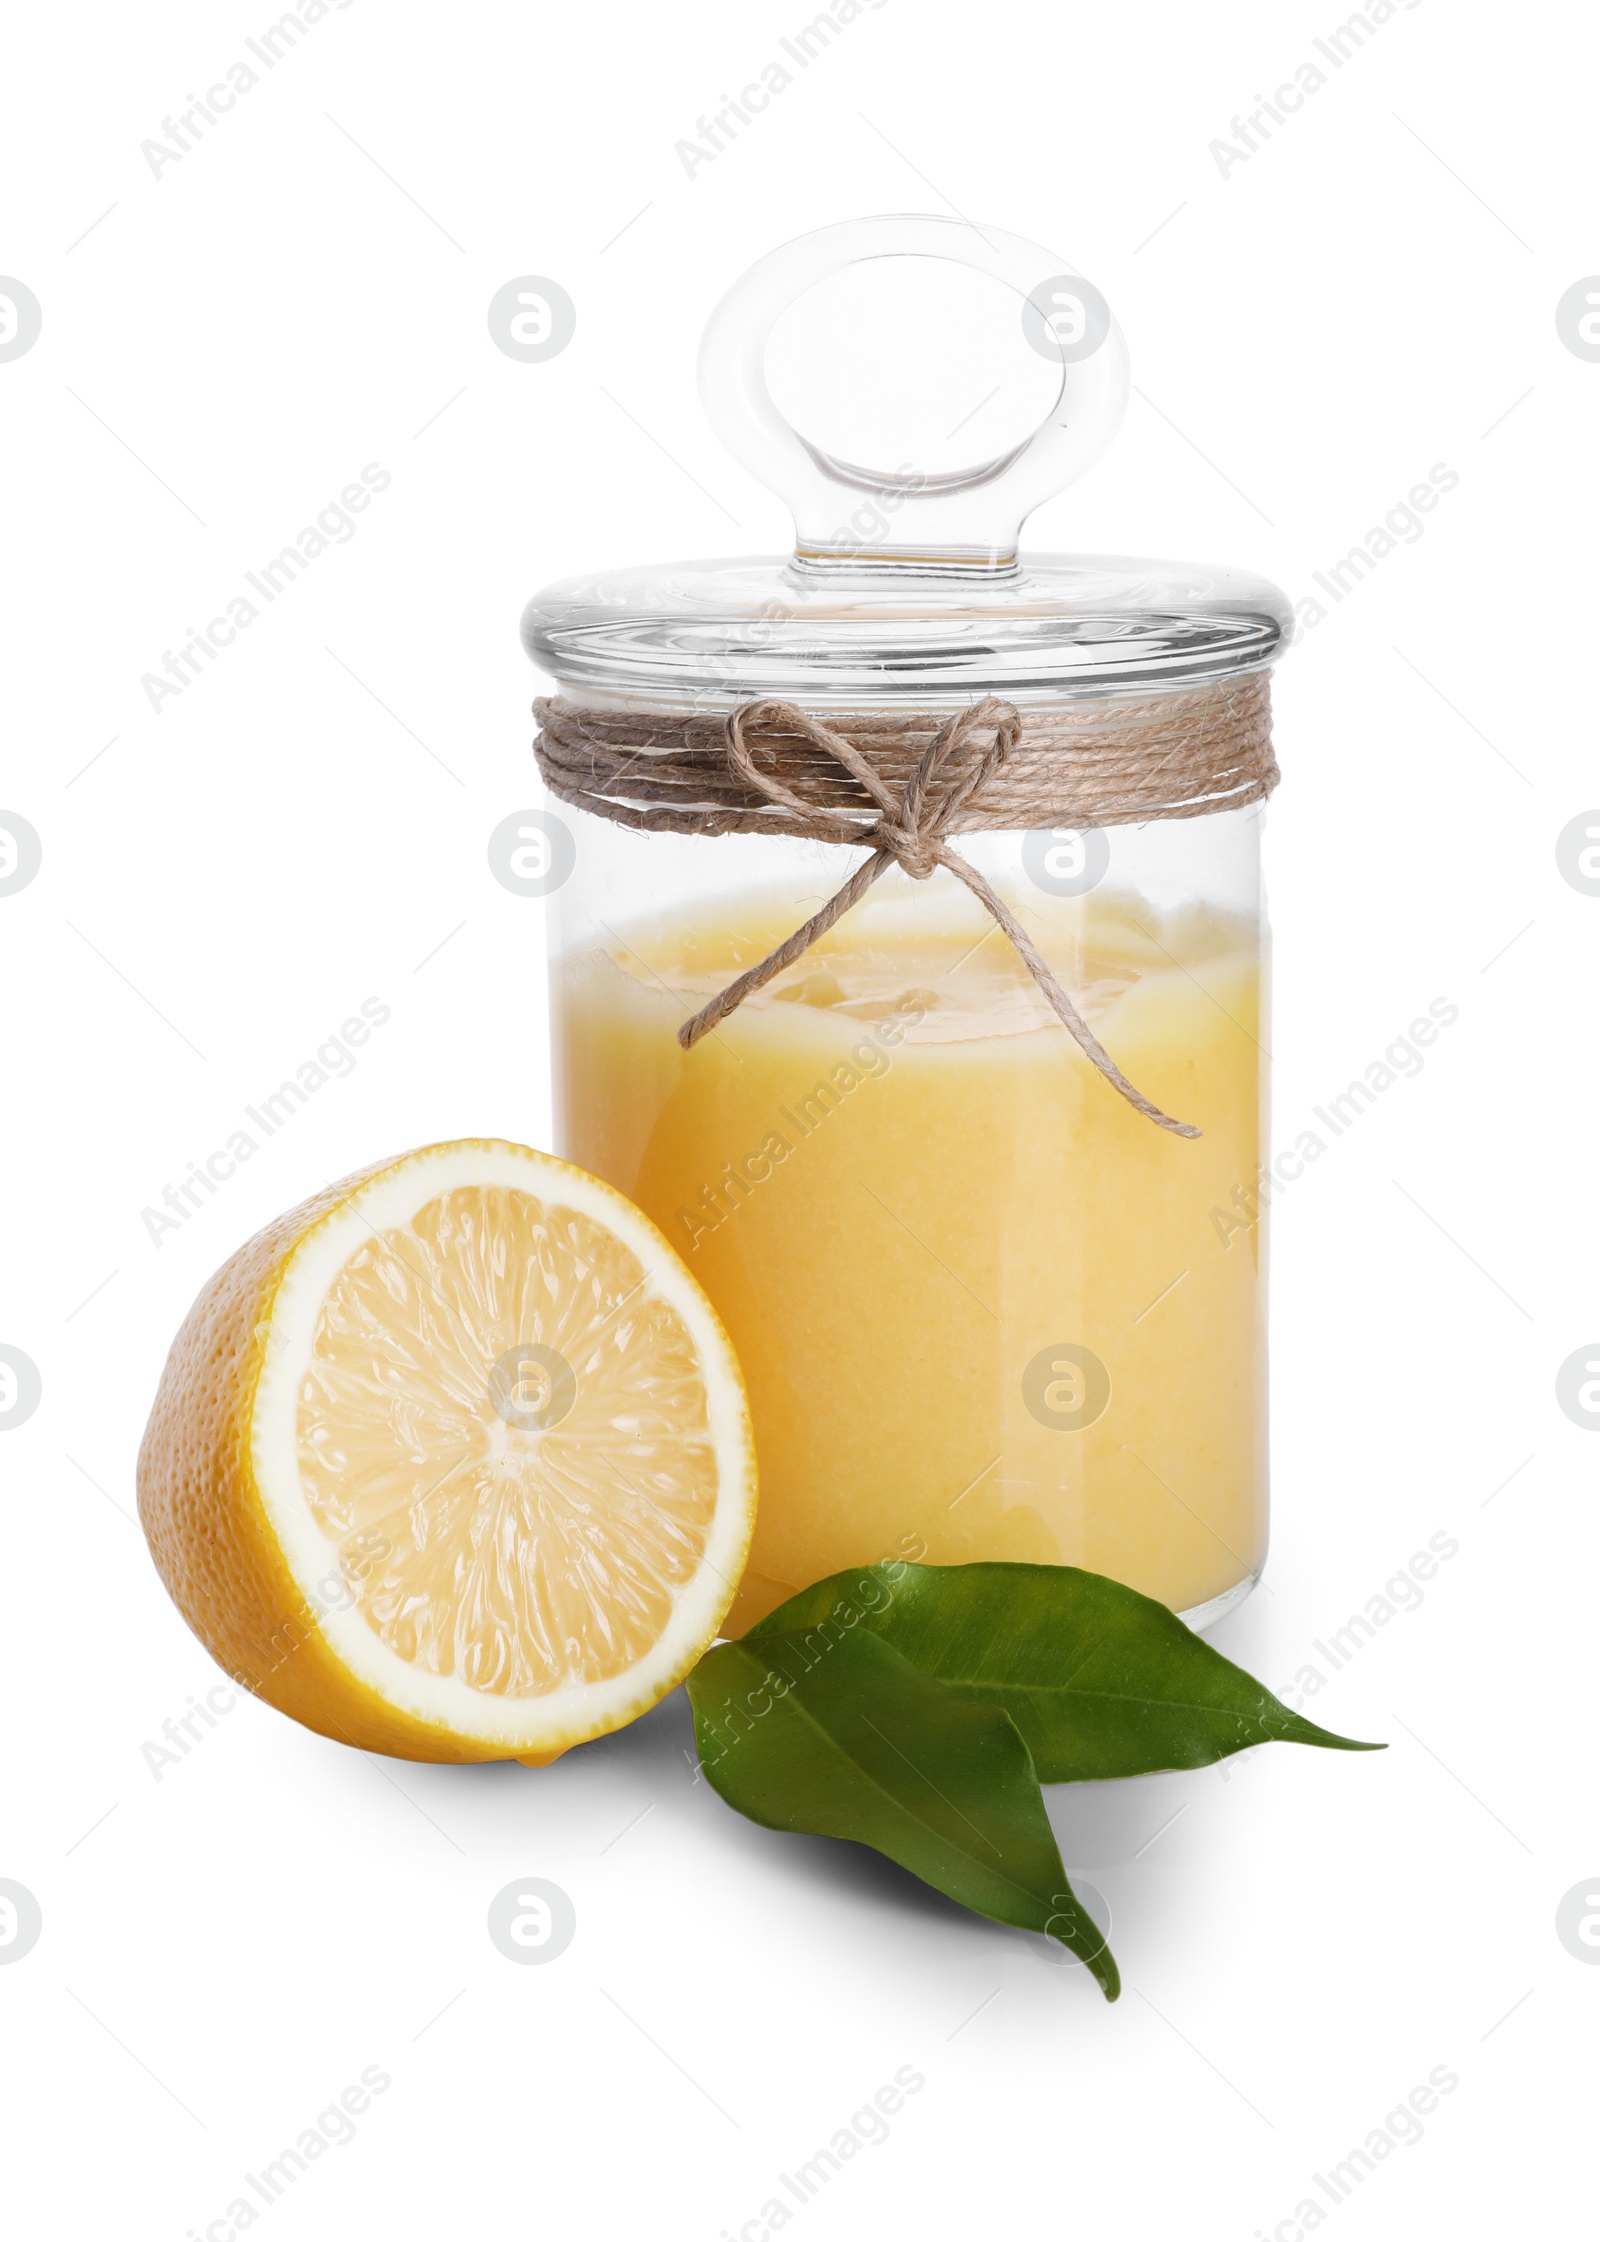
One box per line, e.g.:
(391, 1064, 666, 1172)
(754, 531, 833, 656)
(697, 213, 1130, 577)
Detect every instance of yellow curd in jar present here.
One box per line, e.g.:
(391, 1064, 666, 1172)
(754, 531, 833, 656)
(553, 877, 1266, 1633)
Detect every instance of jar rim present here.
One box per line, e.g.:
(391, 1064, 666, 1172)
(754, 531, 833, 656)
(523, 551, 1291, 706)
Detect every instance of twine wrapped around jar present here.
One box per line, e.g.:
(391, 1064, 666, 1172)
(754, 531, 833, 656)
(533, 672, 1277, 1139)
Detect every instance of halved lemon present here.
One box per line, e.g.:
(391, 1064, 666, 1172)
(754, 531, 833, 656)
(137, 1140, 757, 1763)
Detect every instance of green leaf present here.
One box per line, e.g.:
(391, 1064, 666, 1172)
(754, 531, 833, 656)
(688, 1626, 1119, 1999)
(747, 1561, 1384, 1785)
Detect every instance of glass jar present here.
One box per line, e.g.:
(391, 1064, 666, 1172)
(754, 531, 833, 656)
(524, 218, 1289, 1636)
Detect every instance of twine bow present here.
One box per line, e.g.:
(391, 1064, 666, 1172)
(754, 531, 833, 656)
(677, 697, 1201, 1139)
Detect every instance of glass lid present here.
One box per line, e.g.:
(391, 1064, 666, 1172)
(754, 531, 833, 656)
(523, 217, 1290, 707)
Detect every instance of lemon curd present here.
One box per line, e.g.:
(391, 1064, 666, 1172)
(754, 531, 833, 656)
(553, 879, 1267, 1635)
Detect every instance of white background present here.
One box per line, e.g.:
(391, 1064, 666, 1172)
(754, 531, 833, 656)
(1, 0, 1593, 2234)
